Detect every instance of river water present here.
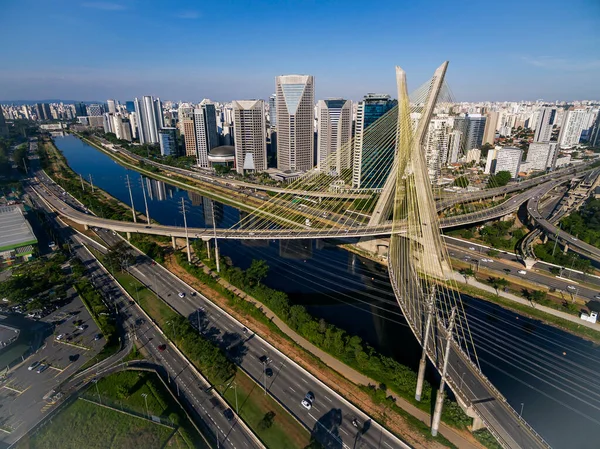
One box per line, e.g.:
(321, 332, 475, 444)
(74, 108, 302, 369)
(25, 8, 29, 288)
(53, 134, 600, 448)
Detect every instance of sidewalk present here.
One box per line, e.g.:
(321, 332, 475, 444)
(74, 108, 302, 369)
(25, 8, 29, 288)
(452, 271, 600, 331)
(184, 254, 482, 449)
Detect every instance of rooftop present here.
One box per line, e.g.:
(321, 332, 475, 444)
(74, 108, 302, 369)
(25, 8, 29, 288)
(0, 206, 38, 252)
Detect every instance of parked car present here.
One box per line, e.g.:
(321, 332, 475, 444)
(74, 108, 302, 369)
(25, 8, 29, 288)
(56, 334, 65, 341)
(94, 334, 103, 341)
(36, 364, 48, 374)
(28, 361, 40, 371)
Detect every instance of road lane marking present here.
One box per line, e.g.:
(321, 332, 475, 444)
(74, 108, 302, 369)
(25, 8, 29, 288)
(340, 428, 349, 435)
(324, 395, 332, 402)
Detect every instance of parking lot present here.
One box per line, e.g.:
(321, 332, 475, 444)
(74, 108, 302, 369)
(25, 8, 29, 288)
(0, 294, 104, 446)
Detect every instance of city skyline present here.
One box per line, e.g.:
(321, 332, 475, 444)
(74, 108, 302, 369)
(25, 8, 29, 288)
(1, 0, 599, 102)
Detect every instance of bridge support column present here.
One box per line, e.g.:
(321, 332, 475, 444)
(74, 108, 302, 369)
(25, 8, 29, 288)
(542, 234, 548, 244)
(472, 415, 486, 431)
(524, 257, 537, 270)
(206, 240, 211, 259)
(416, 295, 434, 401)
(84, 224, 89, 231)
(172, 236, 177, 250)
(432, 308, 457, 437)
(214, 239, 220, 273)
(126, 232, 131, 241)
(563, 243, 569, 254)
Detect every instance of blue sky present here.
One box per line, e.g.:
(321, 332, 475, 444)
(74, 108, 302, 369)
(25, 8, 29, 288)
(1, 0, 599, 102)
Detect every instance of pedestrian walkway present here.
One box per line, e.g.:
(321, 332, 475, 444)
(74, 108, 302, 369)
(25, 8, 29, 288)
(185, 254, 482, 449)
(451, 272, 600, 331)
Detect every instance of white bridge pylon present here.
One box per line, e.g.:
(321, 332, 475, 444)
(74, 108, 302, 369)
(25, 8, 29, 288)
(387, 62, 550, 449)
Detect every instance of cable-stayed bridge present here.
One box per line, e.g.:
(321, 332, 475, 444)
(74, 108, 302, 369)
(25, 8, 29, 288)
(33, 62, 565, 448)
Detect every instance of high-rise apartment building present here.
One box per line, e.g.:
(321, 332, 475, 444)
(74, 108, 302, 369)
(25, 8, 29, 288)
(454, 114, 486, 151)
(316, 99, 352, 174)
(494, 147, 522, 178)
(559, 109, 589, 148)
(590, 113, 600, 148)
(134, 96, 164, 144)
(102, 113, 114, 134)
(112, 116, 132, 141)
(177, 103, 194, 134)
(182, 120, 197, 157)
(448, 130, 462, 164)
(35, 103, 52, 121)
(424, 116, 453, 183)
(232, 100, 267, 174)
(159, 128, 178, 156)
(534, 107, 556, 142)
(193, 102, 219, 168)
(0, 109, 8, 138)
(482, 111, 499, 145)
(275, 75, 314, 172)
(87, 104, 103, 117)
(352, 93, 398, 189)
(125, 101, 135, 113)
(107, 99, 117, 114)
(526, 142, 558, 171)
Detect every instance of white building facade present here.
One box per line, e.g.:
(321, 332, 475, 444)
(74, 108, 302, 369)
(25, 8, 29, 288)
(232, 100, 267, 174)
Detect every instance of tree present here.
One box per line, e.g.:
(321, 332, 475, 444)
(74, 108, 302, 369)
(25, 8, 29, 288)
(105, 241, 135, 272)
(487, 248, 500, 257)
(459, 268, 474, 284)
(487, 277, 509, 295)
(258, 411, 276, 430)
(486, 170, 511, 188)
(13, 144, 28, 171)
(531, 290, 547, 303)
(246, 259, 269, 286)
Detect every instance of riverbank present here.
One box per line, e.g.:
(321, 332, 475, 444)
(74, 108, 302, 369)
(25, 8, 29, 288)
(42, 134, 478, 447)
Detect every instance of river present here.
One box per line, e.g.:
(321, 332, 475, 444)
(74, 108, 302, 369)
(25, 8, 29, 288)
(53, 134, 600, 448)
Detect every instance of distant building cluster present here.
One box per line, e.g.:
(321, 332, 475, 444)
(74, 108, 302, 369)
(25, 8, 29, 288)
(1, 87, 599, 185)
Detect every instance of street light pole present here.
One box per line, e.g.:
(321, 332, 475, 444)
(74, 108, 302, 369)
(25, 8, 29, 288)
(93, 378, 101, 404)
(234, 382, 239, 415)
(520, 402, 525, 418)
(88, 174, 95, 193)
(141, 393, 149, 418)
(211, 200, 220, 272)
(125, 175, 137, 223)
(180, 198, 191, 262)
(140, 177, 150, 224)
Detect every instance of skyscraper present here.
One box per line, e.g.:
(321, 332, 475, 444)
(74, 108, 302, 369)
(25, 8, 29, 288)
(482, 111, 499, 145)
(352, 93, 397, 189)
(275, 75, 314, 172)
(268, 94, 277, 129)
(590, 113, 600, 148)
(534, 107, 556, 142)
(232, 100, 267, 174)
(0, 109, 8, 138)
(134, 96, 164, 144)
(159, 128, 178, 156)
(74, 102, 87, 117)
(182, 120, 197, 157)
(526, 142, 558, 171)
(107, 99, 117, 114)
(35, 103, 52, 121)
(456, 114, 486, 151)
(494, 147, 522, 178)
(193, 102, 219, 168)
(87, 104, 103, 117)
(559, 109, 589, 148)
(316, 99, 352, 174)
(424, 116, 452, 183)
(448, 130, 462, 164)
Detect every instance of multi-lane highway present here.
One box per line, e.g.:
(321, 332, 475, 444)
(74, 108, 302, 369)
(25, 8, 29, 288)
(32, 167, 411, 449)
(25, 178, 263, 449)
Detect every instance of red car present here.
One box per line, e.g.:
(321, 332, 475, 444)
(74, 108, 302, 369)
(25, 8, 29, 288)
(151, 261, 156, 266)
(158, 344, 166, 351)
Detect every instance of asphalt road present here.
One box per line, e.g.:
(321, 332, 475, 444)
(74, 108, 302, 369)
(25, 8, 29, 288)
(0, 291, 104, 448)
(26, 178, 262, 449)
(93, 229, 410, 449)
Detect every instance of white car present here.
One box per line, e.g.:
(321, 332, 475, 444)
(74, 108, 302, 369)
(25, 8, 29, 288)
(178, 292, 185, 298)
(28, 361, 40, 371)
(301, 398, 312, 410)
(56, 334, 65, 341)
(518, 270, 527, 275)
(567, 285, 576, 291)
